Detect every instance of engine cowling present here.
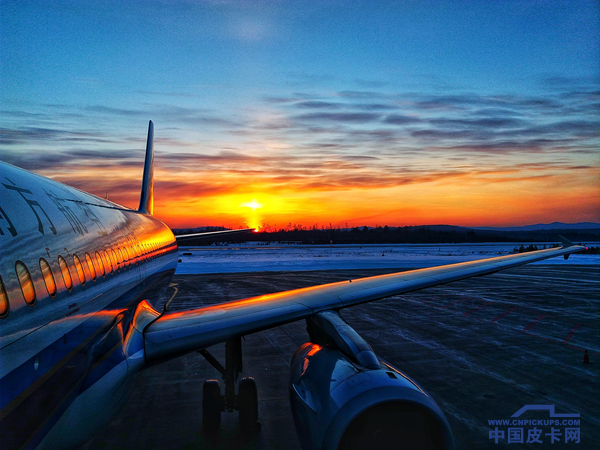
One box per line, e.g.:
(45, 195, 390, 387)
(290, 342, 455, 450)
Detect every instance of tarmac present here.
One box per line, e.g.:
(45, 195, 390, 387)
(80, 264, 599, 450)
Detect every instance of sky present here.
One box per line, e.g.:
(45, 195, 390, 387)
(1, 0, 599, 230)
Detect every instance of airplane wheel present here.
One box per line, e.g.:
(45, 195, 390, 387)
(202, 380, 222, 431)
(238, 377, 258, 432)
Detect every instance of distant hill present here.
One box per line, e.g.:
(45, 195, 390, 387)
(473, 222, 600, 232)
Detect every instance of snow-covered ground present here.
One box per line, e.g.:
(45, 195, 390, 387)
(175, 243, 600, 275)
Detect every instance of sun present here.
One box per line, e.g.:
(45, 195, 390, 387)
(239, 198, 264, 230)
(239, 199, 264, 211)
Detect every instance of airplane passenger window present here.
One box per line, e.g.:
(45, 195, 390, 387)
(58, 256, 73, 291)
(85, 253, 96, 281)
(95, 251, 106, 277)
(0, 276, 9, 318)
(121, 248, 129, 267)
(39, 258, 57, 298)
(102, 250, 113, 274)
(73, 254, 86, 285)
(130, 245, 137, 264)
(110, 249, 120, 271)
(15, 261, 36, 306)
(124, 246, 132, 266)
(117, 248, 124, 267)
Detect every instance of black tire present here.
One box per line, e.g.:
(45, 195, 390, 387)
(202, 380, 222, 431)
(238, 377, 258, 432)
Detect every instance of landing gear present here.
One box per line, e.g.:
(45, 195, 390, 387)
(199, 337, 260, 433)
(202, 380, 222, 431)
(238, 377, 259, 432)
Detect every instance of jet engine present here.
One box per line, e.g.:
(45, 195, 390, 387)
(289, 311, 454, 450)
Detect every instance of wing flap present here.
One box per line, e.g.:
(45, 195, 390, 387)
(145, 303, 310, 362)
(144, 243, 585, 363)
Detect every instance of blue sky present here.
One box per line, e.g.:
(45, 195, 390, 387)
(1, 0, 599, 228)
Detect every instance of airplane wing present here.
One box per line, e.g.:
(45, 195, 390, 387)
(175, 228, 255, 241)
(144, 239, 585, 363)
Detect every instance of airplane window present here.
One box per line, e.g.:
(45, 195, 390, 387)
(58, 256, 73, 291)
(127, 238, 136, 256)
(130, 245, 137, 264)
(0, 276, 9, 318)
(15, 261, 36, 306)
(114, 248, 122, 268)
(39, 258, 57, 298)
(85, 253, 96, 281)
(111, 249, 120, 271)
(125, 246, 132, 265)
(118, 248, 124, 267)
(95, 251, 106, 277)
(73, 254, 86, 285)
(102, 250, 113, 274)
(106, 249, 114, 270)
(121, 248, 129, 267)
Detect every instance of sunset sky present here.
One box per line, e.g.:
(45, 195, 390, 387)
(1, 0, 598, 230)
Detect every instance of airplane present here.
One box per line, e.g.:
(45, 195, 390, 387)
(0, 121, 586, 450)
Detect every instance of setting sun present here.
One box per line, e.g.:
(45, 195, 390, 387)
(239, 198, 265, 230)
(240, 199, 264, 211)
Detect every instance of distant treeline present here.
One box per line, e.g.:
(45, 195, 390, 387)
(174, 225, 600, 246)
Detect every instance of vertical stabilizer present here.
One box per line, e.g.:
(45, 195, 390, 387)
(138, 120, 154, 215)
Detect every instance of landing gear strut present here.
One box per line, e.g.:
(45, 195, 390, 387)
(199, 337, 260, 433)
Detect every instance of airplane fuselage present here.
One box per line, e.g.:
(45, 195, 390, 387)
(0, 161, 178, 450)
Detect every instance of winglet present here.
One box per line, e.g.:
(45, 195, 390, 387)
(138, 120, 154, 215)
(558, 235, 575, 248)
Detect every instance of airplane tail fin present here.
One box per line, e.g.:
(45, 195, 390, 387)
(138, 120, 154, 215)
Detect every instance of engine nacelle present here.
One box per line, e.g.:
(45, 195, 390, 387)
(290, 342, 455, 450)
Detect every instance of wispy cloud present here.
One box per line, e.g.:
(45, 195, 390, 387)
(1, 76, 598, 227)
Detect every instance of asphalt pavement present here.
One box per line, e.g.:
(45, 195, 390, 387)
(80, 264, 599, 450)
